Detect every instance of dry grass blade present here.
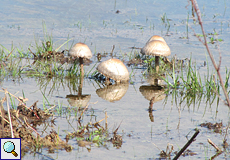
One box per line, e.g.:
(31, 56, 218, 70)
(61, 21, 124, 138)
(5, 47, 15, 61)
(5, 91, 14, 138)
(105, 111, 108, 129)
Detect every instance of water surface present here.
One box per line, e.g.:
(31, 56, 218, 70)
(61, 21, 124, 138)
(1, 0, 230, 159)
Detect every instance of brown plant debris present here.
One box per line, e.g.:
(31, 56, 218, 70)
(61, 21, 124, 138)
(110, 133, 122, 149)
(174, 149, 197, 157)
(127, 58, 143, 66)
(40, 130, 72, 153)
(158, 143, 174, 158)
(200, 122, 223, 133)
(0, 97, 72, 156)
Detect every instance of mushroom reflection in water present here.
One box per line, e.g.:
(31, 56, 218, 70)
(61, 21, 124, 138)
(66, 94, 91, 108)
(146, 74, 166, 86)
(141, 35, 171, 72)
(96, 82, 129, 102)
(97, 58, 129, 84)
(69, 42, 92, 77)
(66, 77, 91, 108)
(139, 85, 165, 122)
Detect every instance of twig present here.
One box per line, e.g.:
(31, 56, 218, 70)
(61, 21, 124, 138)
(190, 0, 230, 107)
(208, 138, 222, 152)
(173, 129, 200, 160)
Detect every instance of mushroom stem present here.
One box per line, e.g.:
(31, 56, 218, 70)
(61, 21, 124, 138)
(155, 56, 159, 73)
(154, 78, 159, 86)
(79, 57, 84, 77)
(78, 72, 84, 97)
(105, 77, 111, 85)
(78, 58, 84, 97)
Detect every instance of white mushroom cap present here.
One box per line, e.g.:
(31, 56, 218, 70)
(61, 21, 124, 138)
(141, 40, 171, 57)
(146, 35, 166, 43)
(69, 42, 92, 59)
(97, 58, 129, 82)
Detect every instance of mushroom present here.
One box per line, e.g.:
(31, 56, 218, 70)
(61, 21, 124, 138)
(146, 35, 166, 44)
(97, 58, 129, 83)
(141, 35, 170, 72)
(69, 42, 92, 76)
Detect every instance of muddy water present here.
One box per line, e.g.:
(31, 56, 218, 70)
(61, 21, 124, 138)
(1, 0, 230, 159)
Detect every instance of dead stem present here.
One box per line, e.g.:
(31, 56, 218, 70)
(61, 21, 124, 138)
(105, 111, 108, 129)
(24, 117, 40, 136)
(78, 104, 89, 121)
(96, 116, 109, 124)
(111, 45, 115, 56)
(190, 0, 230, 107)
(208, 138, 222, 152)
(113, 120, 123, 134)
(223, 122, 230, 144)
(5, 91, 14, 138)
(152, 142, 164, 152)
(5, 47, 15, 61)
(28, 48, 37, 58)
(78, 101, 98, 121)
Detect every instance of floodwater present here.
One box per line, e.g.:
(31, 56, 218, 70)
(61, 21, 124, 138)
(1, 0, 230, 159)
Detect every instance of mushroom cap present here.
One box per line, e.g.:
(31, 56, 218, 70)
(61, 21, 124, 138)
(141, 40, 171, 57)
(146, 35, 166, 43)
(69, 42, 92, 59)
(97, 58, 129, 81)
(96, 82, 129, 102)
(139, 85, 165, 102)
